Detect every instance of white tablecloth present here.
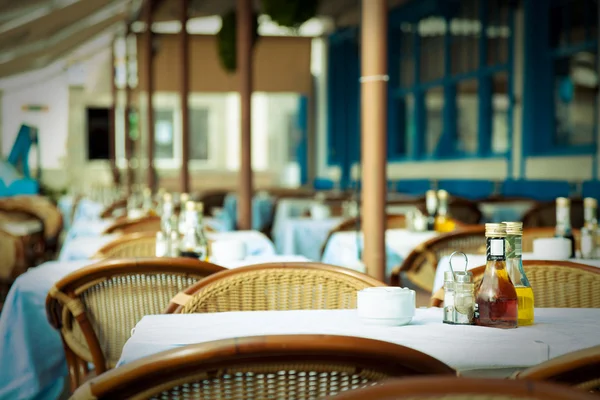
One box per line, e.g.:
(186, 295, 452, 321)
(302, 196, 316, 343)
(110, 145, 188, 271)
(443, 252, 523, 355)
(0, 260, 94, 400)
(275, 217, 344, 260)
(432, 253, 600, 294)
(58, 234, 120, 261)
(118, 308, 600, 374)
(271, 199, 315, 245)
(0, 254, 311, 400)
(322, 229, 438, 277)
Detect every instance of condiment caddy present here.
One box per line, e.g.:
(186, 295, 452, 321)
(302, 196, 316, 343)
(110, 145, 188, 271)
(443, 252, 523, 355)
(443, 222, 534, 329)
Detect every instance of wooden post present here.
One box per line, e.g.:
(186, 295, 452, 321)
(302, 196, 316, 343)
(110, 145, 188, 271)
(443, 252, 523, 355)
(109, 37, 119, 186)
(361, 0, 388, 281)
(180, 0, 190, 193)
(124, 29, 133, 196)
(237, 0, 253, 230)
(144, 0, 156, 191)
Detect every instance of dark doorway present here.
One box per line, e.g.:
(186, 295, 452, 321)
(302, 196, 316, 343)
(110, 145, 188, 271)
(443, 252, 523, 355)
(87, 108, 110, 160)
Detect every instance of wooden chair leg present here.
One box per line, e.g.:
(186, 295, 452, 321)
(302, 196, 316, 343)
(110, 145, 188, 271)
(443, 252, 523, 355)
(61, 338, 81, 393)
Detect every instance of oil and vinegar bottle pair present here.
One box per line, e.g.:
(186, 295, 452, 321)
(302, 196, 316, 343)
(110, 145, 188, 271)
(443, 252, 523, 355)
(474, 222, 534, 329)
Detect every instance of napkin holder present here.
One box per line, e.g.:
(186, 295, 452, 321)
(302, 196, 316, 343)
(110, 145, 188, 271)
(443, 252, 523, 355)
(357, 287, 415, 326)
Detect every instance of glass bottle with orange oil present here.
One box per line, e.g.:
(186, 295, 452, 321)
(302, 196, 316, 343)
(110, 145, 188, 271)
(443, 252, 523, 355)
(434, 190, 456, 233)
(474, 223, 518, 329)
(504, 222, 534, 326)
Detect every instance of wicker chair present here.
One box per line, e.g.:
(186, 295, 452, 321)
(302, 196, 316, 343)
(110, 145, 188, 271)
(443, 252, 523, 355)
(390, 226, 487, 292)
(0, 195, 62, 245)
(522, 227, 581, 253)
(45, 258, 226, 392)
(430, 260, 600, 308)
(165, 262, 386, 314)
(522, 199, 584, 229)
(513, 345, 600, 392)
(70, 335, 456, 400)
(198, 190, 229, 216)
(100, 198, 127, 219)
(320, 214, 407, 258)
(93, 232, 157, 258)
(0, 229, 26, 311)
(103, 215, 161, 235)
(328, 376, 598, 400)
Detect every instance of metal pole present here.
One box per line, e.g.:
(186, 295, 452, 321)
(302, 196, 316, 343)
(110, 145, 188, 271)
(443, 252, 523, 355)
(144, 0, 156, 191)
(124, 28, 133, 196)
(180, 0, 190, 193)
(237, 0, 253, 230)
(360, 0, 388, 281)
(109, 36, 119, 186)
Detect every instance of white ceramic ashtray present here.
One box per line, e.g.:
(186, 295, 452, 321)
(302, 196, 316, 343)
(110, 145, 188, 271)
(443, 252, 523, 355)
(357, 287, 416, 326)
(532, 237, 572, 260)
(311, 203, 331, 220)
(211, 239, 247, 263)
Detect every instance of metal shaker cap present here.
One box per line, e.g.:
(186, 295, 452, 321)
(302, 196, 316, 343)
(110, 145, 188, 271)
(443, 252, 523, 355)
(444, 271, 454, 281)
(454, 271, 473, 283)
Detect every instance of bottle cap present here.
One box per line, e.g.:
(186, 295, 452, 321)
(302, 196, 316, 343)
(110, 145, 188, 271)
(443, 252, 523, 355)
(485, 223, 507, 238)
(437, 190, 449, 199)
(426, 190, 436, 198)
(163, 193, 172, 202)
(556, 197, 570, 206)
(503, 221, 523, 235)
(584, 197, 597, 208)
(185, 201, 196, 211)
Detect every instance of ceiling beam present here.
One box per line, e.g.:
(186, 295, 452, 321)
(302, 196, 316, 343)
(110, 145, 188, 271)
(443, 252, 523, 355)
(0, 13, 125, 77)
(0, 0, 81, 33)
(0, 1, 128, 64)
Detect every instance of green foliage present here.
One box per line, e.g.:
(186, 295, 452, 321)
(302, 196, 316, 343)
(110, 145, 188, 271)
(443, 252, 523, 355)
(217, 10, 259, 73)
(261, 0, 319, 28)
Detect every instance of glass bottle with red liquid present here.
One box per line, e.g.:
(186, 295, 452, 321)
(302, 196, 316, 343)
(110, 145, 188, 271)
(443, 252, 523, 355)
(474, 223, 518, 329)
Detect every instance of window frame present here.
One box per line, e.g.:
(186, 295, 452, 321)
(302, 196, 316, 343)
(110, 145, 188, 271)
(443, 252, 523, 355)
(134, 92, 222, 171)
(387, 0, 515, 162)
(522, 0, 598, 158)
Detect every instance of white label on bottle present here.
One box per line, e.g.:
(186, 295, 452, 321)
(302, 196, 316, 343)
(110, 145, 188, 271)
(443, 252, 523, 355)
(490, 238, 504, 257)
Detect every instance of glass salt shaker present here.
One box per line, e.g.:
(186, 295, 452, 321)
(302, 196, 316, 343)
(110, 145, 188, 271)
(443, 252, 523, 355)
(448, 251, 475, 325)
(443, 270, 455, 324)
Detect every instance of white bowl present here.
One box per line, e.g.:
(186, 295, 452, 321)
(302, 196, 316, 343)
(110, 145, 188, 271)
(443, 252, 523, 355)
(357, 287, 415, 326)
(211, 239, 247, 263)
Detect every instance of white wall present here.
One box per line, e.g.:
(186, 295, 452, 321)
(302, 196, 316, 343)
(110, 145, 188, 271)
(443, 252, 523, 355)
(1, 66, 69, 171)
